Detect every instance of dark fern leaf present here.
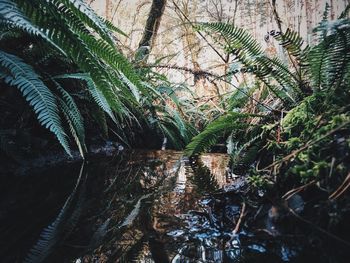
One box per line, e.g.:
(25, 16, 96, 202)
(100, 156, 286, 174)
(199, 22, 301, 103)
(185, 113, 256, 156)
(54, 73, 117, 123)
(0, 0, 66, 54)
(24, 162, 87, 263)
(309, 21, 350, 90)
(273, 28, 310, 69)
(53, 79, 87, 157)
(339, 3, 350, 19)
(58, 0, 115, 45)
(0, 50, 71, 155)
(230, 131, 266, 174)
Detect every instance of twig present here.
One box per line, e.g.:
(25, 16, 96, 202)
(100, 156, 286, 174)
(282, 180, 316, 200)
(329, 172, 350, 201)
(233, 202, 246, 234)
(172, 0, 227, 63)
(286, 205, 350, 247)
(137, 64, 278, 113)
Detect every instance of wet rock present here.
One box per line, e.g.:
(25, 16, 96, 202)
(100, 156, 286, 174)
(268, 206, 281, 223)
(266, 206, 282, 236)
(286, 194, 304, 214)
(89, 141, 123, 156)
(224, 177, 247, 193)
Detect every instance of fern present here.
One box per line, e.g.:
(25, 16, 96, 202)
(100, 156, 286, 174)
(198, 22, 262, 59)
(24, 162, 87, 263)
(309, 19, 350, 90)
(53, 79, 87, 157)
(54, 73, 117, 123)
(198, 22, 302, 103)
(326, 28, 350, 89)
(91, 103, 109, 138)
(339, 4, 350, 19)
(230, 130, 266, 173)
(102, 17, 128, 37)
(0, 0, 66, 54)
(1, 0, 196, 152)
(272, 28, 310, 67)
(0, 51, 71, 155)
(13, 0, 133, 117)
(58, 0, 115, 45)
(227, 83, 252, 110)
(185, 113, 255, 156)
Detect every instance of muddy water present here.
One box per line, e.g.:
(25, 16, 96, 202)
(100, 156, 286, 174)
(0, 150, 346, 262)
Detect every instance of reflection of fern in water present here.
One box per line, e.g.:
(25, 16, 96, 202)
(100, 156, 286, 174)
(24, 162, 87, 263)
(190, 157, 219, 194)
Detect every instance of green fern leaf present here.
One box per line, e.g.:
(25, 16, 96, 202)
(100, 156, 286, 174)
(198, 22, 263, 58)
(54, 73, 117, 123)
(15, 0, 128, 118)
(0, 0, 66, 55)
(101, 17, 128, 37)
(198, 22, 300, 103)
(273, 28, 310, 67)
(58, 0, 115, 45)
(0, 50, 71, 155)
(53, 79, 87, 157)
(309, 21, 350, 90)
(185, 113, 255, 156)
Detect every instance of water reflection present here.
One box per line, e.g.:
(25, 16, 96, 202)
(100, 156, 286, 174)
(200, 153, 230, 188)
(77, 150, 234, 262)
(1, 150, 313, 263)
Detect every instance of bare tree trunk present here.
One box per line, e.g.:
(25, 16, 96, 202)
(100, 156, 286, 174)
(138, 0, 167, 50)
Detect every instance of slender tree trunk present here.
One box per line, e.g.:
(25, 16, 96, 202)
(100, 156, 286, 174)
(138, 0, 167, 50)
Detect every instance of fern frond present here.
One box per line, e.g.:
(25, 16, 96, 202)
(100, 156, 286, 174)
(54, 73, 117, 123)
(24, 163, 87, 263)
(58, 0, 115, 45)
(199, 22, 262, 59)
(0, 21, 23, 40)
(227, 83, 252, 110)
(231, 133, 262, 166)
(199, 22, 300, 103)
(255, 56, 301, 100)
(15, 0, 128, 118)
(9, 0, 148, 126)
(118, 71, 141, 103)
(309, 21, 350, 90)
(0, 51, 71, 155)
(323, 2, 331, 21)
(185, 113, 255, 156)
(101, 17, 128, 37)
(339, 4, 350, 19)
(273, 28, 310, 66)
(0, 0, 66, 54)
(326, 28, 350, 89)
(76, 35, 146, 98)
(90, 103, 109, 138)
(53, 80, 87, 157)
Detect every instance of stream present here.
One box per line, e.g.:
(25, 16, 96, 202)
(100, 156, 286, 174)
(0, 150, 348, 262)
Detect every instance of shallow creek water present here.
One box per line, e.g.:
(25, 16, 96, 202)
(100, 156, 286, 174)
(0, 150, 346, 262)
